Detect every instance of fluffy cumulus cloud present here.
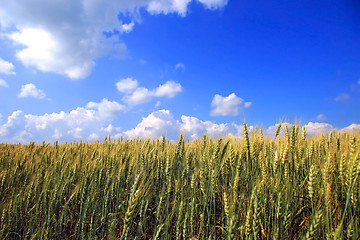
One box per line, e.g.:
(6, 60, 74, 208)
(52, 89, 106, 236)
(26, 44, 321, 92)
(264, 122, 340, 137)
(0, 109, 94, 143)
(1, 10, 124, 79)
(0, 58, 15, 75)
(303, 122, 336, 135)
(18, 83, 46, 99)
(86, 98, 126, 118)
(0, 99, 125, 143)
(210, 93, 251, 116)
(0, 111, 28, 142)
(0, 0, 228, 79)
(122, 87, 153, 105)
(180, 115, 243, 140)
(342, 124, 360, 132)
(0, 107, 243, 143)
(119, 79, 182, 105)
(122, 110, 181, 139)
(116, 78, 139, 93)
(153, 81, 182, 98)
(122, 110, 242, 140)
(0, 79, 9, 88)
(1, 107, 359, 143)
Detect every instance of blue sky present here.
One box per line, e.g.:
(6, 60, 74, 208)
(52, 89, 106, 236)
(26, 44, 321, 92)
(0, 0, 359, 143)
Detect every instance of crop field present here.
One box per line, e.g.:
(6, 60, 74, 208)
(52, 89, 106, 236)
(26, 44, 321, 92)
(0, 123, 359, 239)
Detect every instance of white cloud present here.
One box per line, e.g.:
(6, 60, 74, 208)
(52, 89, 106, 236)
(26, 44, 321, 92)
(303, 122, 335, 135)
(122, 110, 181, 139)
(342, 124, 360, 132)
(0, 1, 136, 79)
(263, 122, 343, 137)
(263, 122, 359, 137)
(0, 103, 124, 143)
(86, 98, 126, 119)
(18, 83, 46, 99)
(147, 0, 192, 16)
(120, 22, 135, 33)
(122, 87, 153, 105)
(124, 111, 248, 140)
(0, 79, 9, 88)
(5, 26, 99, 79)
(1, 106, 359, 143)
(153, 80, 182, 98)
(0, 1, 228, 79)
(180, 115, 239, 140)
(116, 78, 139, 93)
(122, 111, 238, 140)
(0, 58, 15, 75)
(120, 80, 183, 105)
(87, 133, 99, 141)
(197, 0, 228, 9)
(335, 93, 350, 102)
(210, 93, 250, 116)
(122, 110, 247, 141)
(174, 62, 185, 72)
(180, 115, 210, 139)
(316, 114, 327, 121)
(102, 124, 121, 133)
(0, 111, 28, 142)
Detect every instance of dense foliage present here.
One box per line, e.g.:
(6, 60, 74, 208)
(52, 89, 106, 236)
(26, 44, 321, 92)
(0, 124, 359, 239)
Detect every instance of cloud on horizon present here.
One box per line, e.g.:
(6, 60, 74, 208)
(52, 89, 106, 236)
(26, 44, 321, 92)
(1, 106, 359, 143)
(0, 99, 125, 143)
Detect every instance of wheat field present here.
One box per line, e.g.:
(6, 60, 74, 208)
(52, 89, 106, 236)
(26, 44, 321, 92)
(0, 123, 359, 239)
